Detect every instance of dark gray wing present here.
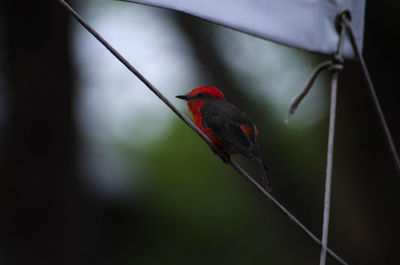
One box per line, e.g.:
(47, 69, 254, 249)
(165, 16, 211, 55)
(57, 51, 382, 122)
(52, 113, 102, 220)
(200, 99, 260, 159)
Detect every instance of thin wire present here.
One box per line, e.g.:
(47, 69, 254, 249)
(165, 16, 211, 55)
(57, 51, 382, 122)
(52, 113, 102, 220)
(344, 18, 400, 178)
(58, 1, 348, 264)
(319, 14, 347, 265)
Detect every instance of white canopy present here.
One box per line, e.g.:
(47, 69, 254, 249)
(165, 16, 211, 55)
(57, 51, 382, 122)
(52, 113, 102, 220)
(122, 0, 365, 58)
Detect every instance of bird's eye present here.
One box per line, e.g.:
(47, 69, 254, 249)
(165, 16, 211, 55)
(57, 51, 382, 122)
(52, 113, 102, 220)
(197, 93, 204, 98)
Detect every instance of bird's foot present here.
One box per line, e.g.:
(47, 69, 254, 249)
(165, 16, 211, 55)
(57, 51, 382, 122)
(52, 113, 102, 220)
(211, 147, 231, 164)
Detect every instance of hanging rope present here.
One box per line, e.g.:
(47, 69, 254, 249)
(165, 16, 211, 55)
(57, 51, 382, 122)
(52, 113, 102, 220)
(58, 0, 348, 264)
(285, 61, 332, 123)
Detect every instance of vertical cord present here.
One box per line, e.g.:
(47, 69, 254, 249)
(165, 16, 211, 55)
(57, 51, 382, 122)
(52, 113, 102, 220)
(319, 13, 346, 265)
(319, 72, 339, 265)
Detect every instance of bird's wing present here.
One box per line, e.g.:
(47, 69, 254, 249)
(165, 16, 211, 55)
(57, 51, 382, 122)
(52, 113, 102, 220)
(201, 99, 260, 159)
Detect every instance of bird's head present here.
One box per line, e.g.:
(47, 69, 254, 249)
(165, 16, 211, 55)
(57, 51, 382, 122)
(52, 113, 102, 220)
(176, 86, 224, 114)
(176, 86, 224, 101)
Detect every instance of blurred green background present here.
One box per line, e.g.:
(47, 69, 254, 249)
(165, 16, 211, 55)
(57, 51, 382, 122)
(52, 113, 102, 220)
(1, 1, 399, 265)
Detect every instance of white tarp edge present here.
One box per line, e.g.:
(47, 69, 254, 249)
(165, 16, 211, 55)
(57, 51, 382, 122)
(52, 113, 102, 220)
(122, 0, 366, 58)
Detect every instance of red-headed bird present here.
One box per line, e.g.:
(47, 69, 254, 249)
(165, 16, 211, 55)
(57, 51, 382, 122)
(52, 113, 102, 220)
(176, 86, 271, 191)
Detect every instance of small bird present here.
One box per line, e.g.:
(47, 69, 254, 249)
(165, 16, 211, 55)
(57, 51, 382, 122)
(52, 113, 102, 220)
(176, 85, 271, 191)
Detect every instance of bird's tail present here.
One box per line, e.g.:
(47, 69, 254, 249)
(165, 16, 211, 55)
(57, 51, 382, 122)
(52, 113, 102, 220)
(256, 158, 271, 192)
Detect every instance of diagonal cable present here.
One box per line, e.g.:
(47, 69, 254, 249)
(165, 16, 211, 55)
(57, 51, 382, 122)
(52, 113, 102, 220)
(58, 1, 348, 264)
(343, 18, 400, 179)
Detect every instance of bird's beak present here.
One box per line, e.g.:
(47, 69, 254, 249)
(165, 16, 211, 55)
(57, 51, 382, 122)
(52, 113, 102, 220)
(176, 94, 189, 100)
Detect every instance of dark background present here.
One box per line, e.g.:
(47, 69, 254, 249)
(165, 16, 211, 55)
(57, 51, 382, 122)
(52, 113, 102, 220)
(0, 1, 399, 265)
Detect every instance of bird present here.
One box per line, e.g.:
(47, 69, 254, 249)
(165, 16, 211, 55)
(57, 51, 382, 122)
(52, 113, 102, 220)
(176, 85, 271, 191)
